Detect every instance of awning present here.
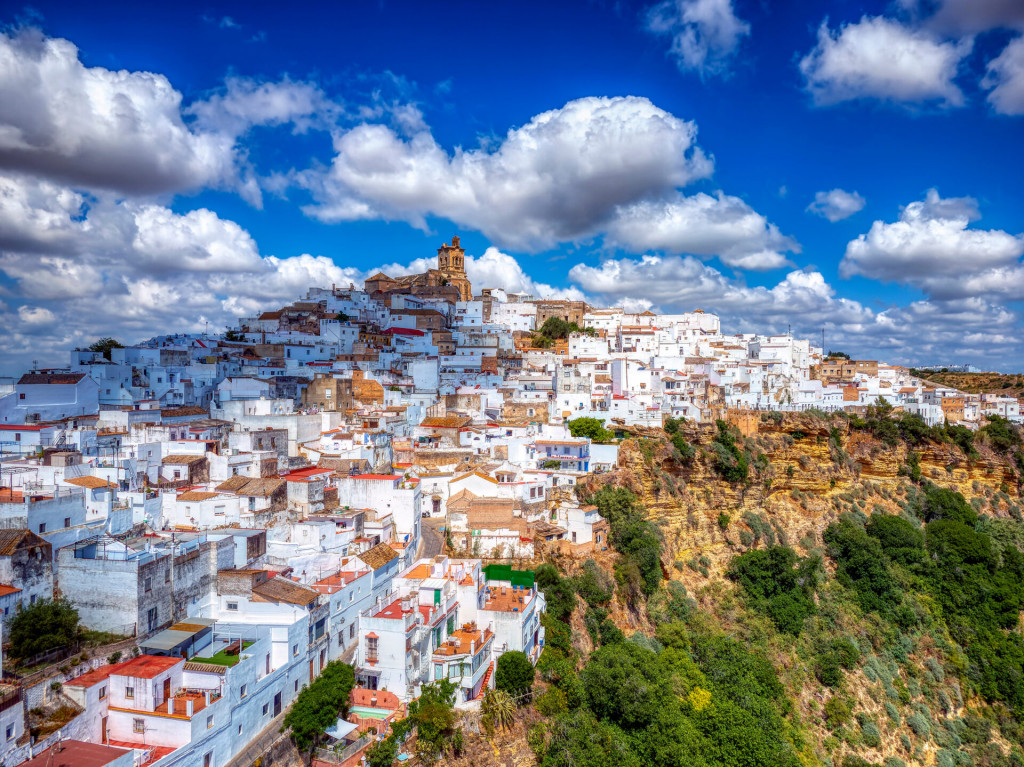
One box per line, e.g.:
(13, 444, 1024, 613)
(325, 718, 358, 741)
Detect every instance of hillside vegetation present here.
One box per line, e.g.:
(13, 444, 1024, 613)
(454, 410, 1024, 767)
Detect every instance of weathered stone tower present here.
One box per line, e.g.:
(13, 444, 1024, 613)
(436, 235, 472, 300)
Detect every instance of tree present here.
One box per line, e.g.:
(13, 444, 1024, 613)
(481, 687, 516, 734)
(7, 597, 80, 660)
(495, 650, 535, 699)
(88, 337, 124, 360)
(283, 661, 355, 760)
(568, 417, 613, 443)
(364, 736, 399, 767)
(336, 311, 349, 321)
(407, 679, 463, 763)
(538, 317, 573, 340)
(224, 329, 244, 341)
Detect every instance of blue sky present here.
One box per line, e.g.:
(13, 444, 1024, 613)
(0, 0, 1022, 373)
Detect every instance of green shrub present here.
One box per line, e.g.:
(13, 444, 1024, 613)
(495, 651, 535, 698)
(907, 712, 931, 737)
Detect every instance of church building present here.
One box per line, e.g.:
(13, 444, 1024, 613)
(364, 236, 474, 302)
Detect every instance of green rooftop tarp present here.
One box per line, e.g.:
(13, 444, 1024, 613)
(484, 564, 535, 589)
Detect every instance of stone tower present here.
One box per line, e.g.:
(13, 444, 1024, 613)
(436, 235, 473, 300)
(437, 235, 465, 275)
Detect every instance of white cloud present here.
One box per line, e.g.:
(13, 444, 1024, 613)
(606, 191, 797, 270)
(0, 29, 238, 196)
(645, 0, 751, 77)
(841, 189, 1024, 299)
(187, 76, 341, 137)
(983, 36, 1024, 115)
(799, 16, 971, 106)
(0, 172, 356, 370)
(807, 188, 866, 222)
(298, 96, 714, 251)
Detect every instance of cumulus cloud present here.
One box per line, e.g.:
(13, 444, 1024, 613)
(606, 191, 797, 270)
(799, 16, 971, 106)
(841, 189, 1024, 299)
(0, 29, 237, 196)
(807, 188, 866, 222)
(0, 172, 357, 371)
(645, 0, 751, 77)
(983, 36, 1024, 115)
(0, 29, 352, 207)
(298, 96, 714, 251)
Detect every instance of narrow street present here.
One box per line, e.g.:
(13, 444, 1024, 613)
(418, 517, 445, 559)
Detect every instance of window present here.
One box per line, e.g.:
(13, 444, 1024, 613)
(133, 718, 145, 733)
(227, 602, 238, 611)
(292, 643, 298, 657)
(99, 686, 106, 700)
(13, 434, 19, 442)
(125, 686, 134, 699)
(349, 591, 353, 602)
(238, 724, 243, 735)
(262, 703, 269, 716)
(144, 577, 152, 592)
(206, 715, 214, 729)
(18, 393, 24, 400)
(366, 636, 378, 663)
(204, 753, 212, 767)
(64, 517, 70, 528)
(294, 680, 299, 692)
(165, 569, 170, 583)
(240, 684, 247, 698)
(349, 624, 355, 639)
(38, 523, 46, 534)
(5, 725, 13, 741)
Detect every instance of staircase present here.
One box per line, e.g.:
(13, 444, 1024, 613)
(474, 661, 495, 700)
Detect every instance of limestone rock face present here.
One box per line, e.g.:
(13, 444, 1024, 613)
(580, 414, 1021, 591)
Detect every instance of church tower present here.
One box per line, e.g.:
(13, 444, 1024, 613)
(436, 235, 472, 301)
(437, 235, 465, 275)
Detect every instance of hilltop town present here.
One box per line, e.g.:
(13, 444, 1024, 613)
(0, 237, 1020, 767)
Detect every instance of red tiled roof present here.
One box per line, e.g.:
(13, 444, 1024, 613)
(0, 584, 21, 596)
(0, 424, 48, 431)
(350, 474, 401, 481)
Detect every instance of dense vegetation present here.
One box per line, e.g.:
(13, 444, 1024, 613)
(283, 661, 355, 756)
(7, 597, 81, 660)
(523, 411, 1024, 767)
(567, 417, 614, 443)
(364, 679, 463, 766)
(531, 316, 595, 347)
(531, 610, 804, 766)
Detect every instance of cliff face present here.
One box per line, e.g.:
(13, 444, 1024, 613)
(581, 413, 1021, 591)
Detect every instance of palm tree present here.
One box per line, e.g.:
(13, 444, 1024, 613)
(481, 688, 515, 735)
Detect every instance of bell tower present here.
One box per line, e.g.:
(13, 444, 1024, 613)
(437, 235, 465, 275)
